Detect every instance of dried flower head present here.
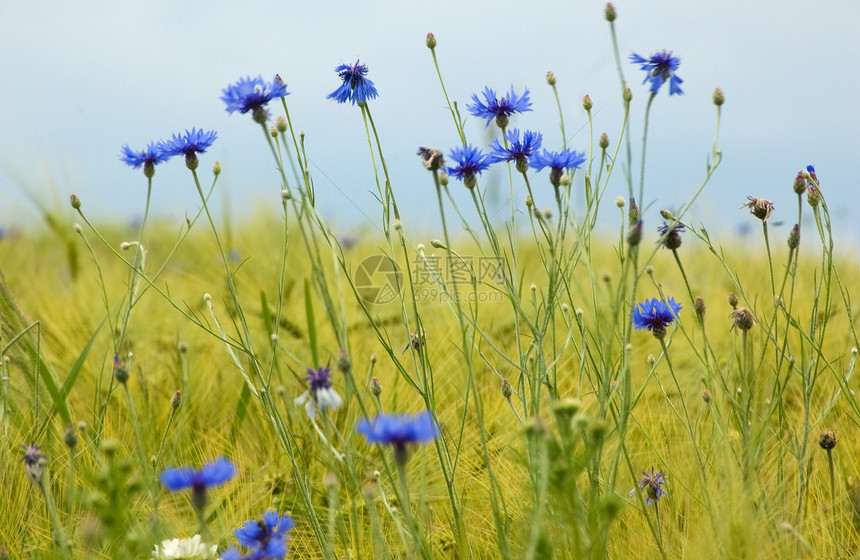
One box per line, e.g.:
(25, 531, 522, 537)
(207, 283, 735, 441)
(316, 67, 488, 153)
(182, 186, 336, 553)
(417, 147, 445, 172)
(658, 221, 685, 250)
(730, 307, 756, 332)
(819, 430, 837, 451)
(742, 196, 775, 222)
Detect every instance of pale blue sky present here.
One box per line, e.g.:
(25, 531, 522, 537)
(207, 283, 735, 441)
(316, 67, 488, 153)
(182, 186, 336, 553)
(1, 0, 858, 243)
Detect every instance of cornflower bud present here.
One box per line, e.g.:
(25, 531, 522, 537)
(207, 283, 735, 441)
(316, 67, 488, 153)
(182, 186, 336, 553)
(712, 88, 725, 106)
(425, 32, 436, 49)
(605, 2, 617, 21)
(546, 71, 557, 86)
(582, 95, 593, 111)
(599, 133, 610, 150)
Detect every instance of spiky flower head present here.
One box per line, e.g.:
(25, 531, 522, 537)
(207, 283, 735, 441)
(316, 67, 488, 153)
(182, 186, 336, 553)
(120, 142, 170, 177)
(220, 511, 295, 560)
(221, 75, 289, 124)
(634, 467, 668, 505)
(446, 145, 491, 189)
(529, 148, 586, 187)
(467, 86, 532, 129)
(631, 297, 682, 339)
(159, 457, 235, 512)
(629, 51, 683, 95)
(489, 128, 543, 173)
(742, 196, 775, 222)
(294, 367, 342, 419)
(159, 128, 217, 170)
(327, 59, 378, 105)
(357, 411, 439, 465)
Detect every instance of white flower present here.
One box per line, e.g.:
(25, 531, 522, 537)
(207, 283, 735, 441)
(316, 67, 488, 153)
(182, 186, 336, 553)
(295, 386, 343, 419)
(153, 535, 217, 559)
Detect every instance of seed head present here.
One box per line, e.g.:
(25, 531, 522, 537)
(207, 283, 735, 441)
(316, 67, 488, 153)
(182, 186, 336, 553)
(742, 196, 775, 222)
(730, 307, 756, 332)
(728, 292, 739, 309)
(819, 430, 837, 451)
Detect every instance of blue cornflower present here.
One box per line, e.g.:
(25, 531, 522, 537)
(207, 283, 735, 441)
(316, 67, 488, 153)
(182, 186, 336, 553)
(631, 297, 682, 339)
(159, 456, 235, 511)
(530, 148, 587, 187)
(629, 51, 683, 95)
(357, 411, 439, 464)
(221, 510, 294, 560)
(489, 128, 543, 172)
(159, 128, 217, 170)
(446, 144, 492, 188)
(221, 75, 289, 123)
(327, 59, 378, 105)
(467, 86, 532, 128)
(631, 467, 668, 505)
(119, 142, 170, 177)
(294, 367, 342, 419)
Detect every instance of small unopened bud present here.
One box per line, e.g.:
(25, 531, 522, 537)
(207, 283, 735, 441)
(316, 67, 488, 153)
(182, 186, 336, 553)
(70, 194, 81, 210)
(275, 385, 286, 398)
(730, 307, 756, 332)
(559, 173, 571, 187)
(525, 195, 534, 208)
(694, 296, 706, 318)
(601, 271, 611, 284)
(439, 171, 449, 186)
(853, 347, 858, 357)
(628, 198, 640, 224)
(178, 340, 189, 354)
(604, 2, 617, 21)
(659, 209, 674, 221)
(792, 171, 806, 195)
(582, 94, 593, 111)
(645, 265, 653, 275)
(275, 116, 288, 133)
(337, 349, 351, 373)
(170, 390, 182, 410)
(281, 189, 292, 201)
(627, 220, 643, 247)
(819, 430, 837, 451)
(393, 219, 403, 231)
(501, 379, 513, 399)
(425, 32, 436, 49)
(647, 354, 656, 366)
(543, 207, 553, 220)
(615, 196, 625, 208)
(203, 293, 212, 303)
(702, 390, 712, 404)
(599, 132, 610, 150)
(561, 303, 570, 314)
(806, 186, 820, 207)
(623, 88, 632, 103)
(73, 223, 82, 233)
(430, 239, 444, 249)
(712, 88, 725, 106)
(546, 71, 557, 86)
(369, 377, 382, 397)
(120, 242, 132, 250)
(524, 417, 547, 440)
(728, 292, 739, 309)
(112, 355, 129, 385)
(370, 353, 377, 365)
(269, 125, 278, 137)
(63, 424, 78, 450)
(787, 224, 800, 249)
(416, 243, 425, 253)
